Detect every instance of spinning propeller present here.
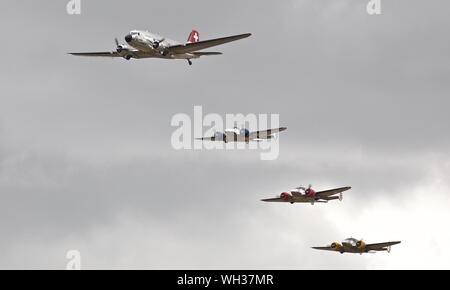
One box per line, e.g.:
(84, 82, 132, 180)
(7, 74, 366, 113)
(115, 37, 126, 53)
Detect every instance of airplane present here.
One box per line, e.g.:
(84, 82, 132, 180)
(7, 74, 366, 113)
(196, 127, 287, 143)
(312, 238, 401, 254)
(69, 29, 251, 65)
(261, 185, 351, 205)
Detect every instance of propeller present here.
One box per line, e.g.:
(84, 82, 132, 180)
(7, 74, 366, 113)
(152, 38, 166, 49)
(115, 37, 124, 53)
(339, 192, 343, 201)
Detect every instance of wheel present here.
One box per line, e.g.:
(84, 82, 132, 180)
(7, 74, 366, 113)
(187, 59, 193, 66)
(125, 55, 131, 60)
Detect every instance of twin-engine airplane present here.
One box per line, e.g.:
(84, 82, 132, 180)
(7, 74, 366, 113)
(261, 185, 351, 205)
(197, 127, 287, 143)
(312, 238, 401, 254)
(69, 29, 251, 65)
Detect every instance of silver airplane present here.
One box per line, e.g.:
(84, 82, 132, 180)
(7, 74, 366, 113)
(69, 29, 251, 65)
(196, 127, 287, 143)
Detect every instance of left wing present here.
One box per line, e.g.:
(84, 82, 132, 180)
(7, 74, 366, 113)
(311, 246, 337, 252)
(261, 197, 285, 203)
(69, 52, 121, 57)
(167, 33, 251, 54)
(249, 127, 287, 140)
(196, 137, 215, 141)
(366, 241, 401, 251)
(316, 187, 351, 198)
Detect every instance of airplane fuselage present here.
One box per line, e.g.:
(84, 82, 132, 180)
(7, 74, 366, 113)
(223, 128, 251, 143)
(125, 30, 199, 60)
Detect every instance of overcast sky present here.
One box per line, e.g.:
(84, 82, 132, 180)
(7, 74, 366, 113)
(0, 0, 449, 269)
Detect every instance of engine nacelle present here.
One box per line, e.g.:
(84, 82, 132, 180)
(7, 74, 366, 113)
(214, 132, 226, 142)
(240, 128, 250, 138)
(280, 192, 292, 201)
(305, 187, 316, 197)
(154, 42, 169, 53)
(331, 242, 343, 251)
(356, 240, 366, 250)
(117, 45, 129, 53)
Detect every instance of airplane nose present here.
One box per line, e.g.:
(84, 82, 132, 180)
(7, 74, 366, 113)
(125, 34, 132, 43)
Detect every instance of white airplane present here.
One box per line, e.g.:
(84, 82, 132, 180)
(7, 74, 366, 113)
(69, 29, 251, 65)
(196, 127, 287, 143)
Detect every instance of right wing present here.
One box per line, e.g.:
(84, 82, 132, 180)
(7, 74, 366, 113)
(316, 187, 351, 198)
(249, 127, 287, 140)
(167, 33, 251, 54)
(366, 241, 401, 251)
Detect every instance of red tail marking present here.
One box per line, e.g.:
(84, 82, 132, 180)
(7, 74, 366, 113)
(187, 30, 200, 43)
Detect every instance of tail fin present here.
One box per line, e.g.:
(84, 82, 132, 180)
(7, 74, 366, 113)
(187, 30, 200, 43)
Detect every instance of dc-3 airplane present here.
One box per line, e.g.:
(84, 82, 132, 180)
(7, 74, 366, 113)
(196, 127, 287, 143)
(312, 238, 401, 254)
(261, 185, 351, 205)
(69, 29, 251, 65)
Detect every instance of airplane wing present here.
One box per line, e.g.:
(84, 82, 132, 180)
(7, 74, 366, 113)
(261, 197, 285, 202)
(249, 127, 287, 140)
(261, 195, 315, 203)
(316, 187, 351, 198)
(311, 246, 337, 252)
(192, 52, 223, 56)
(69, 52, 121, 57)
(167, 33, 251, 54)
(365, 241, 401, 251)
(196, 137, 215, 141)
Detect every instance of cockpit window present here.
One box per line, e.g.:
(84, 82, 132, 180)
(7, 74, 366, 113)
(343, 238, 357, 246)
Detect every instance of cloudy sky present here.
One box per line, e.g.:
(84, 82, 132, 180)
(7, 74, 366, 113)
(0, 0, 449, 269)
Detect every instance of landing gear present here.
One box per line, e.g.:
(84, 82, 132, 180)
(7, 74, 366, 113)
(187, 59, 193, 66)
(290, 202, 294, 204)
(125, 55, 132, 60)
